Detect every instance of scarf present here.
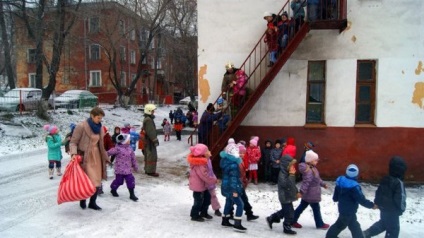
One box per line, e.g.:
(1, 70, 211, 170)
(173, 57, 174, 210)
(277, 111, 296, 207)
(87, 118, 102, 134)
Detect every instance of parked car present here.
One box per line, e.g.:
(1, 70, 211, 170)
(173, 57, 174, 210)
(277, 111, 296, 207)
(54, 90, 98, 109)
(179, 96, 198, 105)
(0, 88, 52, 112)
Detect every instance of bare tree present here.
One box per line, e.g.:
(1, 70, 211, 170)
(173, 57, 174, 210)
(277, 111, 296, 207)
(0, 1, 16, 89)
(12, 0, 82, 101)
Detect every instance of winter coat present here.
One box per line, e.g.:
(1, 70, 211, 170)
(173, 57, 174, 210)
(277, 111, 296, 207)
(277, 19, 292, 36)
(232, 70, 248, 96)
(282, 144, 297, 158)
(174, 122, 183, 132)
(70, 120, 109, 184)
(46, 133, 63, 161)
(264, 30, 278, 51)
(333, 176, 374, 215)
(220, 151, 244, 198)
(107, 144, 138, 175)
(129, 131, 140, 151)
(121, 126, 131, 134)
(206, 159, 218, 190)
(163, 123, 172, 134)
(261, 145, 272, 165)
(270, 147, 282, 168)
(278, 155, 298, 204)
(103, 133, 114, 151)
(291, 0, 306, 19)
(222, 70, 237, 93)
(169, 111, 174, 120)
(187, 154, 217, 192)
(198, 110, 222, 145)
(374, 156, 407, 215)
(111, 127, 120, 144)
(246, 146, 261, 165)
(298, 163, 325, 203)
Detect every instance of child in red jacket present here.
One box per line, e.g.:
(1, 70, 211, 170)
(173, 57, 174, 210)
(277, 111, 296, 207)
(245, 137, 261, 185)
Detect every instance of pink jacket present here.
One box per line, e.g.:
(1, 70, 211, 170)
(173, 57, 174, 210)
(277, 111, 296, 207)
(187, 154, 217, 192)
(233, 70, 248, 96)
(246, 146, 261, 164)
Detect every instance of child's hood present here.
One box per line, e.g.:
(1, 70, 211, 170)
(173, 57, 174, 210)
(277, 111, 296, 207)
(187, 154, 208, 166)
(389, 156, 407, 180)
(336, 175, 359, 189)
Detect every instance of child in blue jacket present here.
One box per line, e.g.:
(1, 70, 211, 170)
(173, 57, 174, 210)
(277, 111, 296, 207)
(326, 164, 377, 238)
(363, 156, 407, 238)
(44, 124, 65, 179)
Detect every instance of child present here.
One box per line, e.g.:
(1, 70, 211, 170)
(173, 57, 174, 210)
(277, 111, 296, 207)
(129, 127, 140, 151)
(300, 141, 315, 163)
(277, 11, 291, 51)
(173, 117, 183, 141)
(64, 123, 76, 154)
(220, 142, 246, 232)
(99, 126, 114, 195)
(111, 126, 121, 144)
(292, 150, 329, 229)
(107, 134, 139, 201)
(245, 137, 261, 185)
(187, 143, 217, 222)
(43, 124, 64, 179)
(363, 156, 407, 238)
(169, 110, 174, 124)
(206, 149, 222, 217)
(270, 139, 282, 185)
(266, 154, 299, 235)
(264, 26, 278, 67)
(163, 120, 172, 141)
(121, 122, 131, 134)
(261, 140, 273, 183)
(326, 164, 376, 238)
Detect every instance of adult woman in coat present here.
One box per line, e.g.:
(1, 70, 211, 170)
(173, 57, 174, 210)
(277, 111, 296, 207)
(70, 107, 109, 210)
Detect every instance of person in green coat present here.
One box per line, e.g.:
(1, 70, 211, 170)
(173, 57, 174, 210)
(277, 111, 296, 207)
(44, 124, 65, 179)
(143, 104, 160, 177)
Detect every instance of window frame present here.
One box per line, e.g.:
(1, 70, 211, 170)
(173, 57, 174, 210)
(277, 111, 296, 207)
(130, 50, 136, 64)
(120, 46, 126, 62)
(90, 44, 101, 60)
(89, 70, 102, 87)
(355, 60, 376, 125)
(27, 49, 36, 64)
(89, 17, 100, 33)
(305, 60, 326, 125)
(28, 73, 36, 87)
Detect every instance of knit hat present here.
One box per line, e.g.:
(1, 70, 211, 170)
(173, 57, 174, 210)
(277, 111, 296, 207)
(274, 139, 281, 145)
(263, 11, 272, 19)
(249, 139, 258, 147)
(305, 150, 319, 163)
(304, 141, 315, 150)
(252, 136, 259, 142)
(190, 143, 208, 157)
(238, 143, 246, 153)
(116, 134, 130, 144)
(226, 143, 240, 158)
(228, 138, 235, 145)
(124, 122, 130, 128)
(43, 124, 58, 135)
(346, 164, 359, 178)
(281, 11, 288, 18)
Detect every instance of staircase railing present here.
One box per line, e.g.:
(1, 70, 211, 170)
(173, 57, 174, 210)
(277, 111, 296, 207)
(188, 0, 347, 152)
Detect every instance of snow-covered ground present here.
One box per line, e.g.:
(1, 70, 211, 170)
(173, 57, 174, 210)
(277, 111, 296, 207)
(0, 105, 423, 238)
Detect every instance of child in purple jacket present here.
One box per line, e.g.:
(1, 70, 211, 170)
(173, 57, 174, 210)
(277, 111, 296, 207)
(207, 155, 222, 216)
(292, 150, 330, 229)
(107, 134, 139, 202)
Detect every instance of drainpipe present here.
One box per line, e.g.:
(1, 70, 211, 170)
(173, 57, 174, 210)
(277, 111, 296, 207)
(84, 17, 88, 90)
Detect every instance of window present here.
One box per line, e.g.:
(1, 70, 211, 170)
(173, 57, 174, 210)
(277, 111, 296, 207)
(28, 49, 36, 63)
(89, 70, 102, 87)
(356, 60, 376, 124)
(89, 17, 99, 33)
(130, 29, 136, 41)
(90, 44, 101, 60)
(120, 46, 126, 61)
(131, 73, 137, 82)
(157, 59, 162, 69)
(28, 73, 36, 87)
(130, 50, 136, 64)
(120, 71, 126, 86)
(119, 20, 125, 36)
(306, 61, 326, 124)
(142, 54, 147, 64)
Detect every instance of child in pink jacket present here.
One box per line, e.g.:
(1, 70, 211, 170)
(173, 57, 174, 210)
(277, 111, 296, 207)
(245, 137, 261, 185)
(187, 144, 217, 222)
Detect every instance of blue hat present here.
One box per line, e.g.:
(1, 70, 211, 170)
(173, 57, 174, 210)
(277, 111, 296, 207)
(346, 164, 359, 178)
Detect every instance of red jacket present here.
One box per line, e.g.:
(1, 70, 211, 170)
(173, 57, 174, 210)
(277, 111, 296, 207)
(246, 146, 261, 165)
(103, 133, 114, 151)
(264, 30, 278, 51)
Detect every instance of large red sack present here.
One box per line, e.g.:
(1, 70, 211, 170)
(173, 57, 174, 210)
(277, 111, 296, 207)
(57, 155, 96, 205)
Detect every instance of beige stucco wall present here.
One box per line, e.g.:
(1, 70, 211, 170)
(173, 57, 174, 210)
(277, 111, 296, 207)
(198, 0, 424, 127)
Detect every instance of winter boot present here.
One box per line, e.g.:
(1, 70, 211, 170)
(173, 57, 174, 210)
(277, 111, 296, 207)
(221, 216, 233, 227)
(246, 213, 259, 221)
(129, 188, 138, 201)
(111, 189, 119, 197)
(214, 209, 222, 217)
(266, 215, 281, 229)
(200, 212, 213, 220)
(80, 200, 87, 209)
(49, 169, 54, 179)
(56, 167, 62, 176)
(191, 216, 205, 222)
(88, 188, 102, 210)
(283, 223, 297, 235)
(233, 217, 247, 232)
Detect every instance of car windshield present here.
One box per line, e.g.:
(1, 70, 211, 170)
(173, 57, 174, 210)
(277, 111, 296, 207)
(59, 92, 79, 98)
(3, 90, 24, 98)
